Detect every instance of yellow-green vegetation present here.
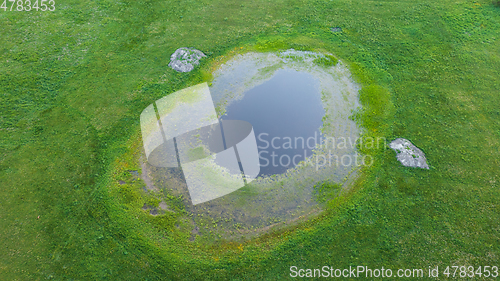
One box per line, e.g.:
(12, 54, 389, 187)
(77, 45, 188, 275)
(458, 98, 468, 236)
(313, 54, 339, 67)
(155, 82, 206, 116)
(1, 0, 499, 280)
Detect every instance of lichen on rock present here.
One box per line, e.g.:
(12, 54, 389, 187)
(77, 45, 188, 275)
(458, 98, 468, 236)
(389, 138, 429, 169)
(168, 47, 206, 72)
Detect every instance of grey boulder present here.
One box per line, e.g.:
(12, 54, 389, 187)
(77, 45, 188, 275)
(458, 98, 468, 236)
(168, 47, 206, 72)
(389, 138, 429, 169)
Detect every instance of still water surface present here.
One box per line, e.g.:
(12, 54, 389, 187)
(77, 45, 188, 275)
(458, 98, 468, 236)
(220, 69, 325, 176)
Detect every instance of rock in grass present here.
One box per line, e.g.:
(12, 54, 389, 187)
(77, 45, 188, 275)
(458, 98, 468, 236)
(330, 27, 342, 33)
(389, 138, 429, 169)
(168, 47, 206, 72)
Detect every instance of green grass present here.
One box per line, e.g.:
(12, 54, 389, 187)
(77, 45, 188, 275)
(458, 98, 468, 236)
(1, 0, 499, 279)
(313, 54, 339, 67)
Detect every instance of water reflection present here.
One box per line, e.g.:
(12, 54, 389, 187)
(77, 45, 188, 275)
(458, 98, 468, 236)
(220, 69, 325, 176)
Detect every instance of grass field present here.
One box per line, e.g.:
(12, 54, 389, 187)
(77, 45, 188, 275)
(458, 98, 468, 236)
(1, 0, 499, 279)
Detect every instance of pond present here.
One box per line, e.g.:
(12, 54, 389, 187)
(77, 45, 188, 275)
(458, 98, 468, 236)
(143, 49, 363, 241)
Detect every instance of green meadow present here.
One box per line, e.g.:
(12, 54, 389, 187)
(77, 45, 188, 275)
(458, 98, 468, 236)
(1, 0, 499, 279)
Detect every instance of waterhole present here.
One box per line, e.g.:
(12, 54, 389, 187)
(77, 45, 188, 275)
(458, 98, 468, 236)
(142, 50, 363, 241)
